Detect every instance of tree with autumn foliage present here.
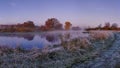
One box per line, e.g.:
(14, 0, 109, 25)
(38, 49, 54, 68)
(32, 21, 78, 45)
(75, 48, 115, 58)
(23, 21, 35, 28)
(64, 21, 72, 30)
(41, 18, 63, 31)
(40, 25, 47, 31)
(14, 21, 35, 32)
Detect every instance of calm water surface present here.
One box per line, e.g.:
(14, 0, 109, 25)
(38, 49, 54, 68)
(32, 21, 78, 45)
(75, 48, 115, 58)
(0, 33, 61, 49)
(0, 31, 88, 49)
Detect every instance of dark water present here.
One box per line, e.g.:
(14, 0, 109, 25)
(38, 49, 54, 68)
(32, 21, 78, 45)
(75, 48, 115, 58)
(0, 33, 61, 49)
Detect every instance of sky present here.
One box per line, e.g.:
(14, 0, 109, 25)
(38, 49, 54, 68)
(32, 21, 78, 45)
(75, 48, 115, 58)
(0, 0, 120, 27)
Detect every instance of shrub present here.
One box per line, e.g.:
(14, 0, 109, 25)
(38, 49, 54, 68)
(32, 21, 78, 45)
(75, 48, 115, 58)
(61, 38, 92, 52)
(0, 46, 13, 55)
(89, 31, 112, 40)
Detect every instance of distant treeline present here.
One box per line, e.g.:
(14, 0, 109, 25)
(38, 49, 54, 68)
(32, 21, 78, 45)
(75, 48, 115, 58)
(0, 21, 35, 32)
(86, 22, 120, 31)
(3, 18, 118, 32)
(0, 18, 80, 32)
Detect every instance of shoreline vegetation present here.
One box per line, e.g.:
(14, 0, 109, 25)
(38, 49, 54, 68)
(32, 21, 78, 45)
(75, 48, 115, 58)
(0, 31, 119, 68)
(0, 18, 120, 67)
(0, 18, 120, 33)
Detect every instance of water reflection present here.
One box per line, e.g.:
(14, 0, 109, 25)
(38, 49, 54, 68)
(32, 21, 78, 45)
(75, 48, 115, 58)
(46, 34, 60, 42)
(23, 35, 34, 41)
(0, 33, 60, 49)
(0, 33, 35, 41)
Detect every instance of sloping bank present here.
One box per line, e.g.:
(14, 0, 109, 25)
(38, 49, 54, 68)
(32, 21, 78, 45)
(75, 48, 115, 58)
(0, 31, 117, 68)
(72, 32, 120, 68)
(39, 31, 116, 68)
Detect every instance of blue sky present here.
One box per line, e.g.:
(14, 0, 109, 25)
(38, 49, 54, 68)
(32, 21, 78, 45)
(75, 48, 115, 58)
(0, 0, 120, 27)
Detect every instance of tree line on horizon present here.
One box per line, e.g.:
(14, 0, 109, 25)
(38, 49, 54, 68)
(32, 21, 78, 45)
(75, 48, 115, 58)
(0, 18, 74, 32)
(86, 22, 120, 31)
(0, 18, 118, 32)
(40, 18, 72, 31)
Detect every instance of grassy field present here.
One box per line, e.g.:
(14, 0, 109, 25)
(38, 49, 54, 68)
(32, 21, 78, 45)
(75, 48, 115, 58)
(0, 31, 118, 68)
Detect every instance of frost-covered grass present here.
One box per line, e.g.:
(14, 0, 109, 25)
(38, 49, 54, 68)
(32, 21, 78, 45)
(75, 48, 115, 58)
(0, 30, 116, 68)
(89, 31, 114, 40)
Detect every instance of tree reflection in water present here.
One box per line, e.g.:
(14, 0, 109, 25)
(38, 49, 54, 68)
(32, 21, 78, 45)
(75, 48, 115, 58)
(0, 33, 35, 41)
(40, 33, 60, 43)
(22, 35, 34, 41)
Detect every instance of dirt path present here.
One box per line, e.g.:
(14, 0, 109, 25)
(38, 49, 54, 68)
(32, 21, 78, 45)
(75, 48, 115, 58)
(73, 33, 120, 68)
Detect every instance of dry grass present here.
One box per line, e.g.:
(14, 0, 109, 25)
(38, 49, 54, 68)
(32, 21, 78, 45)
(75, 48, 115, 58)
(89, 31, 113, 40)
(60, 31, 115, 52)
(0, 31, 116, 68)
(61, 38, 92, 52)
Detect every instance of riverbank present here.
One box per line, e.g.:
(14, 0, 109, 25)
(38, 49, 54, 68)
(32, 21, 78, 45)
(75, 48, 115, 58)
(0, 31, 118, 68)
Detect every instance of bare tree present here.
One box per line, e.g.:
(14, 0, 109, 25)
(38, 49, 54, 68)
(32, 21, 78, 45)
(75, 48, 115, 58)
(97, 24, 102, 30)
(103, 22, 110, 30)
(111, 23, 118, 30)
